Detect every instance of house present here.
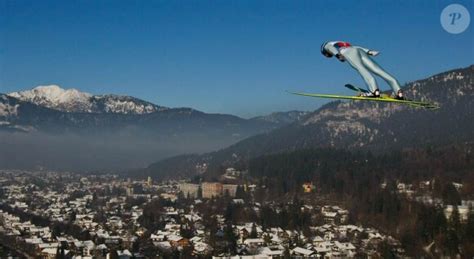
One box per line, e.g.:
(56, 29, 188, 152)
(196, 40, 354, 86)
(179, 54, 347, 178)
(243, 238, 264, 247)
(96, 244, 108, 257)
(160, 193, 177, 201)
(302, 182, 315, 193)
(258, 247, 284, 256)
(336, 209, 349, 223)
(237, 223, 263, 240)
(168, 235, 190, 248)
(452, 182, 463, 191)
(193, 241, 210, 254)
(73, 240, 95, 256)
(41, 248, 58, 259)
(333, 241, 356, 256)
(292, 247, 314, 257)
(323, 212, 337, 224)
(312, 235, 324, 245)
(444, 205, 470, 222)
(154, 241, 172, 251)
(419, 180, 431, 190)
(118, 249, 132, 259)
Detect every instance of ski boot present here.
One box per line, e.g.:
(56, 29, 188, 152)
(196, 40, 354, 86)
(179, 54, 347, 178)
(394, 90, 405, 100)
(362, 89, 380, 98)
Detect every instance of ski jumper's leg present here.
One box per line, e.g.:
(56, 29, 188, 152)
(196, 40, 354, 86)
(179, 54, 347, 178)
(342, 47, 379, 93)
(359, 49, 402, 93)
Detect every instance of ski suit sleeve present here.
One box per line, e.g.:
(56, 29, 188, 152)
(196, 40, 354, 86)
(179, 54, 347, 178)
(355, 46, 370, 53)
(325, 44, 340, 56)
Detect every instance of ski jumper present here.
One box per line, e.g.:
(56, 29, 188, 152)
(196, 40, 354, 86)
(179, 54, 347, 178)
(323, 41, 402, 94)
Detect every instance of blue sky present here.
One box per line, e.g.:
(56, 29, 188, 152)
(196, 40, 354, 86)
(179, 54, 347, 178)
(1, 0, 472, 117)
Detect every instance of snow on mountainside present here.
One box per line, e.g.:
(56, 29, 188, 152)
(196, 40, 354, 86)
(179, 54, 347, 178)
(251, 110, 309, 125)
(0, 95, 20, 117)
(8, 85, 166, 114)
(298, 68, 473, 131)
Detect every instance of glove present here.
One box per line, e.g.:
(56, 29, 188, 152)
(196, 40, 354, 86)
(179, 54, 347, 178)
(368, 50, 379, 56)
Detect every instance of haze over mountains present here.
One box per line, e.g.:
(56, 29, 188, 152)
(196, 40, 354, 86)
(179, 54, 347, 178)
(0, 85, 305, 171)
(1, 65, 472, 174)
(142, 65, 474, 179)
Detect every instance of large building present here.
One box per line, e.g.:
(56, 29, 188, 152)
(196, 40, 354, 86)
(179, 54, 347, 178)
(223, 184, 238, 197)
(178, 183, 200, 198)
(126, 186, 134, 196)
(180, 182, 239, 199)
(202, 182, 223, 199)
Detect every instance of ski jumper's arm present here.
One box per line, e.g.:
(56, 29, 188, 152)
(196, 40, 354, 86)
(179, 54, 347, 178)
(355, 46, 370, 53)
(355, 46, 379, 56)
(325, 42, 340, 56)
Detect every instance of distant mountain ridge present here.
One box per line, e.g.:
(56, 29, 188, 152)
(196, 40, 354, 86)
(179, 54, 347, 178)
(0, 86, 306, 170)
(141, 65, 474, 179)
(8, 85, 167, 115)
(250, 111, 309, 125)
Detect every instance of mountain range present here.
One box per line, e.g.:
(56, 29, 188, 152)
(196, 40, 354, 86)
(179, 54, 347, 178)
(0, 85, 304, 171)
(8, 85, 167, 115)
(141, 65, 474, 179)
(2, 65, 472, 173)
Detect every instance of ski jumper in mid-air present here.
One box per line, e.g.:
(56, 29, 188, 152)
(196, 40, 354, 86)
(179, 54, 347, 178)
(321, 41, 404, 100)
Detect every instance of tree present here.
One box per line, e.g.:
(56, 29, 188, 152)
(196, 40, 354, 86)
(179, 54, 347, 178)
(250, 223, 258, 238)
(463, 208, 474, 257)
(180, 223, 194, 239)
(177, 191, 185, 201)
(224, 203, 234, 223)
(445, 206, 461, 256)
(283, 247, 291, 259)
(467, 206, 474, 238)
(442, 183, 462, 205)
(445, 228, 460, 256)
(180, 245, 194, 259)
(55, 245, 65, 259)
(203, 214, 219, 248)
(236, 185, 246, 199)
(223, 221, 237, 254)
(379, 240, 396, 259)
(197, 185, 203, 199)
(108, 250, 119, 259)
(139, 199, 165, 231)
(52, 223, 62, 239)
(263, 233, 272, 245)
(69, 211, 76, 222)
(449, 205, 461, 232)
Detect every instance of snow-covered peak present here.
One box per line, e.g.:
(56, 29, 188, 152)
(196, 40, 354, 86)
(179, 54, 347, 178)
(10, 84, 92, 103)
(8, 85, 165, 114)
(8, 85, 93, 112)
(93, 94, 167, 114)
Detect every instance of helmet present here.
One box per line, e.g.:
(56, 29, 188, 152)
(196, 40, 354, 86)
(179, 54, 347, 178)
(321, 42, 333, 58)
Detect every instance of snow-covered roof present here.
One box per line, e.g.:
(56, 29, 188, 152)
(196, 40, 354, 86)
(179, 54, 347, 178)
(292, 247, 314, 256)
(244, 238, 264, 245)
(42, 248, 57, 255)
(167, 234, 184, 242)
